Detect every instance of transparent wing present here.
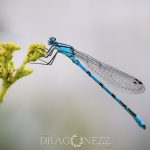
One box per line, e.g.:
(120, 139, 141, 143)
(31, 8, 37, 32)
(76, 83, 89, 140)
(74, 49, 145, 94)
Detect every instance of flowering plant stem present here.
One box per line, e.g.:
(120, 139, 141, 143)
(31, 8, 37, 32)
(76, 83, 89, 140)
(0, 57, 29, 102)
(0, 81, 10, 101)
(0, 42, 46, 103)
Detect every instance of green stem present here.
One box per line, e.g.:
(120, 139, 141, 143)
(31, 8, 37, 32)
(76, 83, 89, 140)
(0, 81, 11, 102)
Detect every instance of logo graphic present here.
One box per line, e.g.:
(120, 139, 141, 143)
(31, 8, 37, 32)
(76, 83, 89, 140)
(40, 134, 111, 147)
(70, 134, 84, 148)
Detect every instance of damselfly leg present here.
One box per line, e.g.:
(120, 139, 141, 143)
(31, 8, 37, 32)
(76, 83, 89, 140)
(29, 46, 59, 65)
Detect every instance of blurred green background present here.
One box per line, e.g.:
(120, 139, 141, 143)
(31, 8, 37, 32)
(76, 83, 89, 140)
(0, 0, 150, 149)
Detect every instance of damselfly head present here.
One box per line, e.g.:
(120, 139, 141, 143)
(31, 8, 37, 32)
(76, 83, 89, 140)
(48, 37, 56, 45)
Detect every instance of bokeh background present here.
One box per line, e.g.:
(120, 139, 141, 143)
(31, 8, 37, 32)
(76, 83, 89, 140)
(0, 0, 150, 150)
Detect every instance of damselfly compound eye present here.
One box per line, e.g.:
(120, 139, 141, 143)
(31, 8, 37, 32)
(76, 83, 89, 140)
(48, 37, 56, 45)
(50, 37, 56, 41)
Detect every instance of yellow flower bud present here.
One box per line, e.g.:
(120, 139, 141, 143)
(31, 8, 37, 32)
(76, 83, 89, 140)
(27, 43, 46, 62)
(0, 45, 6, 55)
(21, 68, 33, 76)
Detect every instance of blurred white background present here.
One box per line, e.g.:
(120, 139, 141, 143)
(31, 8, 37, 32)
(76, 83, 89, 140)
(0, 0, 150, 150)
